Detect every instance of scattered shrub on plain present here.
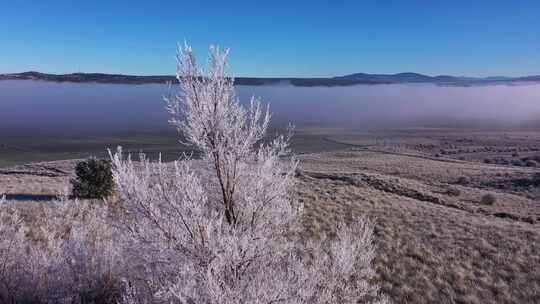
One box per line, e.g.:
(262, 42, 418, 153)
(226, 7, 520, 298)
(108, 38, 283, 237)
(532, 172, 540, 186)
(525, 160, 538, 167)
(511, 160, 524, 167)
(457, 176, 470, 185)
(480, 193, 497, 205)
(446, 187, 461, 197)
(71, 158, 114, 199)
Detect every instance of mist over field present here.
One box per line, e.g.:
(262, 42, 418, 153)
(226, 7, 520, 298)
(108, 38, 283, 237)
(237, 83, 540, 128)
(2, 80, 540, 135)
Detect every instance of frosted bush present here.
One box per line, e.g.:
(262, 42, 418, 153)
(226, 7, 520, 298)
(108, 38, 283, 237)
(0, 198, 123, 303)
(111, 43, 388, 303)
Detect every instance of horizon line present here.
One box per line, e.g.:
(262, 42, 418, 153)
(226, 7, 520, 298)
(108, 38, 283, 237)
(2, 70, 540, 79)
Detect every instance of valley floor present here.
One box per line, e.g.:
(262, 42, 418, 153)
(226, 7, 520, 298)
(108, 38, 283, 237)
(298, 150, 539, 303)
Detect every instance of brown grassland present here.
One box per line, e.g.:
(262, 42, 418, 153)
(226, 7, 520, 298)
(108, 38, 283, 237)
(1, 129, 539, 303)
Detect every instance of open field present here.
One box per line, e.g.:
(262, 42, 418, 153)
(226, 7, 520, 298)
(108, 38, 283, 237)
(298, 151, 539, 303)
(1, 128, 539, 303)
(5, 127, 540, 168)
(0, 129, 352, 168)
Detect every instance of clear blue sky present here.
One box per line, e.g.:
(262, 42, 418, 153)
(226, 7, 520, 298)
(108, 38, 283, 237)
(1, 0, 540, 77)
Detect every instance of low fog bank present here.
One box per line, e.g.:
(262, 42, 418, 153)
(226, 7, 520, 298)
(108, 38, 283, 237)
(235, 83, 540, 130)
(1, 81, 540, 133)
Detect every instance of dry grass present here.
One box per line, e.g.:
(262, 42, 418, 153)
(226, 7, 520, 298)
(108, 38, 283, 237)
(297, 151, 540, 304)
(1, 149, 540, 303)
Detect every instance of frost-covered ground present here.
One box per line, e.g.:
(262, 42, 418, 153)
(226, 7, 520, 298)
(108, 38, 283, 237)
(297, 150, 539, 303)
(1, 146, 539, 303)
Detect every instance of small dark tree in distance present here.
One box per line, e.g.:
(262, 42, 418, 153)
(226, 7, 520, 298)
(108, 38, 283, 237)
(480, 193, 497, 205)
(532, 172, 540, 186)
(71, 158, 114, 199)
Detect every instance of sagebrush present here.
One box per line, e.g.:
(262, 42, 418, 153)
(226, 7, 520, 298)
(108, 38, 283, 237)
(0, 197, 123, 303)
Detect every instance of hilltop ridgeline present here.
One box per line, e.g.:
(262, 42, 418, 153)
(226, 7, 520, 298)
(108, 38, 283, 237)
(1, 71, 540, 86)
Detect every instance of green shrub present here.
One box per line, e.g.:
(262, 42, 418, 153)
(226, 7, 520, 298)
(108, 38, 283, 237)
(525, 160, 538, 167)
(532, 173, 540, 186)
(71, 158, 114, 199)
(511, 160, 524, 167)
(79, 277, 123, 304)
(457, 176, 470, 185)
(446, 187, 461, 197)
(480, 193, 497, 205)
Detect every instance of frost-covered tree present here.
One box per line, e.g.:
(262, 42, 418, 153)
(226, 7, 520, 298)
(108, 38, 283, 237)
(164, 43, 291, 226)
(111, 43, 388, 304)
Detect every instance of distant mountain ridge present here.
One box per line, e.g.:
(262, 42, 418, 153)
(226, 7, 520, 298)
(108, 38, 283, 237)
(334, 72, 538, 84)
(1, 71, 540, 87)
(335, 72, 449, 83)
